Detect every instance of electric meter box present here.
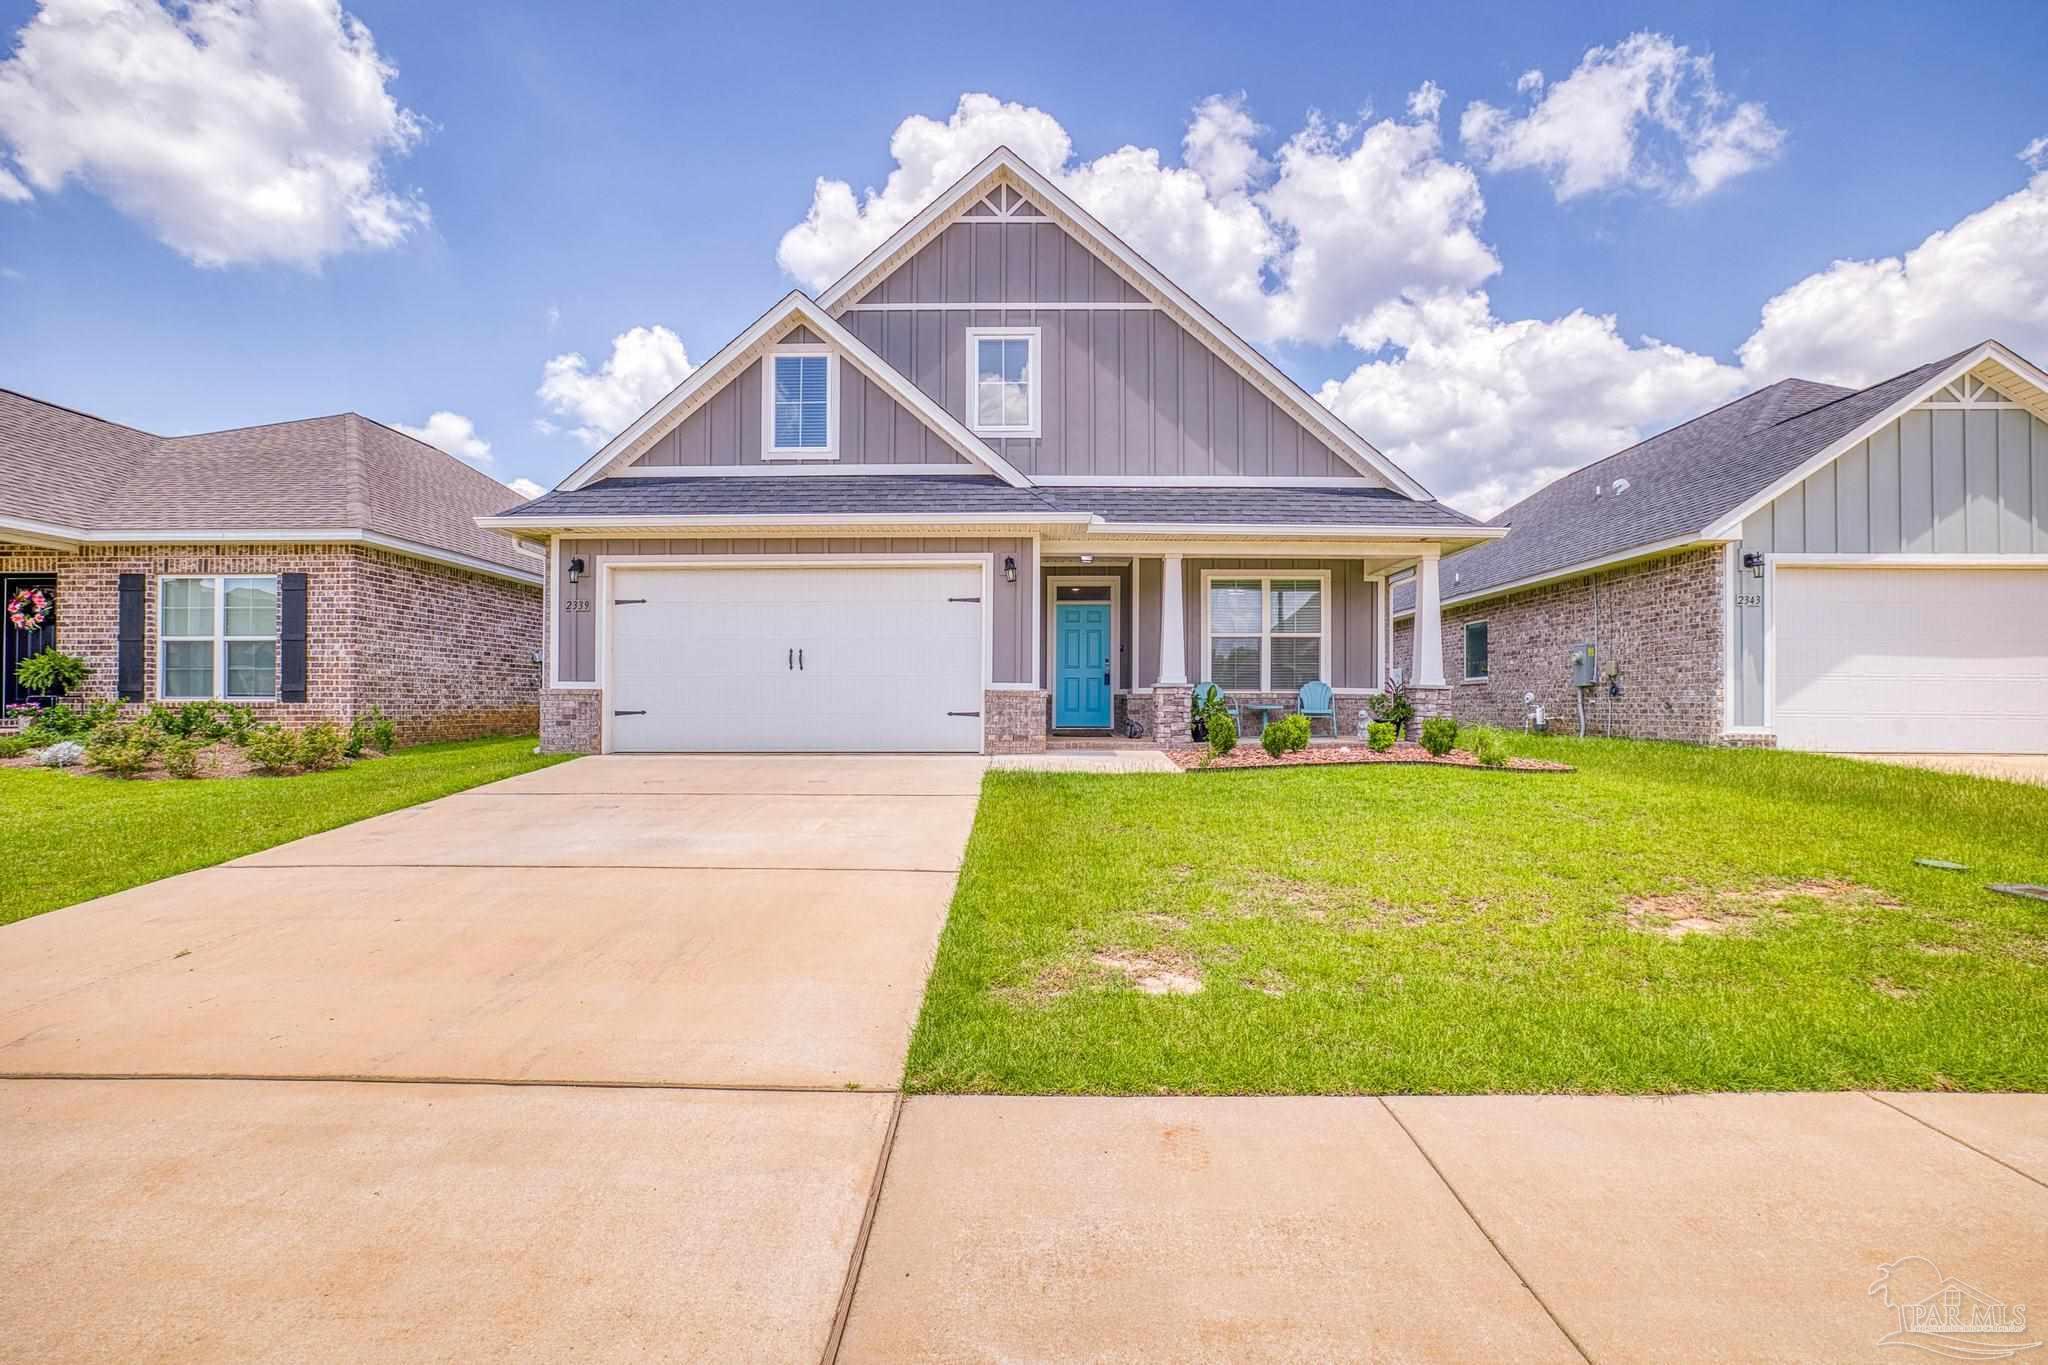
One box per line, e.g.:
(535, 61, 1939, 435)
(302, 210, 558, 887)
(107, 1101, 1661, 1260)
(1570, 643, 1598, 687)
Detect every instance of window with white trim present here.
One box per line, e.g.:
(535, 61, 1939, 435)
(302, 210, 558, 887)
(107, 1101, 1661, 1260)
(762, 348, 837, 458)
(1463, 621, 1489, 681)
(965, 326, 1040, 437)
(1205, 574, 1326, 691)
(158, 575, 278, 701)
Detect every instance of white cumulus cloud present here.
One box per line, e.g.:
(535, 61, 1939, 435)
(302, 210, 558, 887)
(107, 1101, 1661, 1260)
(395, 410, 491, 464)
(1460, 33, 1783, 201)
(506, 477, 545, 500)
(537, 324, 695, 449)
(0, 0, 427, 268)
(2018, 136, 2047, 173)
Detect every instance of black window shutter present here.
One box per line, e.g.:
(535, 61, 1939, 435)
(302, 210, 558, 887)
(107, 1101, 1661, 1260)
(280, 572, 308, 703)
(116, 574, 145, 701)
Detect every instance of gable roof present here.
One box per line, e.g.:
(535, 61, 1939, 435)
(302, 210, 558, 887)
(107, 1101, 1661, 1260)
(813, 146, 1435, 501)
(555, 292, 1032, 491)
(1392, 339, 2048, 614)
(0, 389, 540, 582)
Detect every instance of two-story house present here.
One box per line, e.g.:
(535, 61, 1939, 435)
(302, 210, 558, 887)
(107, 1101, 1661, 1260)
(484, 148, 1502, 754)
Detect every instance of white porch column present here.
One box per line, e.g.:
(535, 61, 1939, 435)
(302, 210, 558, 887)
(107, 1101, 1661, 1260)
(1410, 548, 1445, 688)
(1156, 553, 1188, 686)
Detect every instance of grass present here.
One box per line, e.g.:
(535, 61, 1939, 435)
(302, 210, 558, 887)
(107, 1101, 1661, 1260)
(905, 736, 2048, 1094)
(0, 736, 568, 925)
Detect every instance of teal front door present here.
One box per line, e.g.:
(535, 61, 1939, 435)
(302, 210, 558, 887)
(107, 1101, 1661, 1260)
(1054, 602, 1113, 728)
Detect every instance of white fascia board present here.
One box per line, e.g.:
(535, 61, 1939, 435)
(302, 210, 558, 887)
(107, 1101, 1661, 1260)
(1702, 340, 2047, 540)
(476, 512, 1094, 532)
(814, 147, 1436, 502)
(557, 293, 1031, 492)
(34, 526, 541, 585)
(1389, 530, 1716, 619)
(608, 463, 979, 478)
(1088, 522, 1507, 541)
(1032, 475, 1373, 487)
(0, 515, 86, 549)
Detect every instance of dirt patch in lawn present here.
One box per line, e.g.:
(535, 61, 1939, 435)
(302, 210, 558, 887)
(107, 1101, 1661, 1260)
(1233, 870, 1358, 922)
(1625, 879, 1902, 939)
(1167, 741, 1571, 773)
(1091, 948, 1204, 996)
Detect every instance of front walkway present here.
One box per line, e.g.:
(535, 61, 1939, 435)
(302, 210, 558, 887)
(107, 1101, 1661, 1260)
(1, 755, 2042, 1362)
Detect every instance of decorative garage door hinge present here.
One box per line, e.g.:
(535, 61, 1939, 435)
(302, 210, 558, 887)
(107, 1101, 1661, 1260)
(612, 709, 647, 717)
(613, 597, 647, 605)
(947, 710, 981, 717)
(947, 595, 981, 603)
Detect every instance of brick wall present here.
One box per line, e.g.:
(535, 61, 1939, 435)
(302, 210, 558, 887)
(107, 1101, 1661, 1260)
(983, 688, 1049, 754)
(1394, 546, 1726, 742)
(3, 542, 539, 741)
(540, 687, 602, 754)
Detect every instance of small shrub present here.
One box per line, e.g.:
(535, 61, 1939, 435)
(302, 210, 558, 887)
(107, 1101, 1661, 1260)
(14, 648, 88, 696)
(1206, 710, 1237, 759)
(0, 735, 31, 758)
(1472, 728, 1509, 768)
(86, 725, 153, 778)
(245, 724, 301, 774)
(19, 700, 113, 745)
(1261, 712, 1312, 758)
(143, 701, 242, 742)
(39, 739, 84, 767)
(1367, 721, 1397, 753)
(345, 707, 396, 758)
(295, 721, 346, 771)
(1420, 715, 1460, 758)
(161, 737, 206, 779)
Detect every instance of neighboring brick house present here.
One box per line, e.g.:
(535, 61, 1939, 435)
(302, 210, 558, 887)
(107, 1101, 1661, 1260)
(1, 390, 544, 741)
(1394, 340, 2048, 754)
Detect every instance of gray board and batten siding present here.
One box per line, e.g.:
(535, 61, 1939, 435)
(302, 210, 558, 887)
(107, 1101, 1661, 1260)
(1134, 558, 1382, 692)
(552, 537, 1037, 687)
(836, 216, 1376, 483)
(1730, 402, 2048, 726)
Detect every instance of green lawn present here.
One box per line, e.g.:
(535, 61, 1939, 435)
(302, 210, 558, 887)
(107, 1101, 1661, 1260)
(1, 736, 568, 925)
(905, 737, 2048, 1094)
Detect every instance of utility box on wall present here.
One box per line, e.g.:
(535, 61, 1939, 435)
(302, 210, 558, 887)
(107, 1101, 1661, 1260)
(1570, 643, 1598, 688)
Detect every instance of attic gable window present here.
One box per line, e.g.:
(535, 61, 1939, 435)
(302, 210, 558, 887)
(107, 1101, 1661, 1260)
(966, 326, 1041, 437)
(763, 346, 837, 459)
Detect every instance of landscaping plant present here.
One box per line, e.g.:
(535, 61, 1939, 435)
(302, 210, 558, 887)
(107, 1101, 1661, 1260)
(13, 648, 88, 697)
(245, 724, 301, 774)
(346, 707, 397, 758)
(295, 722, 347, 771)
(1366, 673, 1413, 734)
(85, 726, 153, 778)
(0, 736, 29, 759)
(161, 738, 205, 780)
(1205, 710, 1237, 761)
(1367, 721, 1397, 753)
(1471, 727, 1509, 768)
(1261, 712, 1312, 758)
(1419, 715, 1459, 758)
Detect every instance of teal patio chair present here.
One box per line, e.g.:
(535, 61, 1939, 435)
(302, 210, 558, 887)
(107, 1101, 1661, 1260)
(1296, 680, 1336, 737)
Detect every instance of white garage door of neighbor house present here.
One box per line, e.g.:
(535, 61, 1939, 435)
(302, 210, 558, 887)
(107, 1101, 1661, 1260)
(606, 565, 985, 752)
(1773, 564, 2048, 753)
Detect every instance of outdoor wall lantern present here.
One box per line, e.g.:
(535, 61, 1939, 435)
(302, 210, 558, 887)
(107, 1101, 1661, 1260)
(1741, 551, 1765, 580)
(1003, 555, 1017, 583)
(567, 556, 586, 583)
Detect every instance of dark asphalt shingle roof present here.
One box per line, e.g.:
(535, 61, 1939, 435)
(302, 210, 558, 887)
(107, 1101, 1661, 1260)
(1392, 350, 1976, 612)
(499, 476, 1486, 530)
(0, 389, 538, 574)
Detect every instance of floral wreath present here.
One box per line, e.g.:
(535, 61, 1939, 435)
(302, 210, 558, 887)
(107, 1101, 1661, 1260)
(6, 586, 51, 632)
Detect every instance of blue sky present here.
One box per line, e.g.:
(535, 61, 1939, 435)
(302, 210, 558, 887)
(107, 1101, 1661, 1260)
(2, 0, 2045, 513)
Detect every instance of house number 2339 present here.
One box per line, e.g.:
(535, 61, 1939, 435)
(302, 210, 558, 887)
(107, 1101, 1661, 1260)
(563, 599, 592, 613)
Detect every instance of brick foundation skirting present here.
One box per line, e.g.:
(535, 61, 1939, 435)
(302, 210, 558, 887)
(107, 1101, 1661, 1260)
(1406, 685, 1452, 741)
(983, 688, 1049, 754)
(540, 688, 602, 754)
(1152, 685, 1194, 746)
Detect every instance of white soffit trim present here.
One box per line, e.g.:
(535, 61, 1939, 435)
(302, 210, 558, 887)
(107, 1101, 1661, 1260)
(812, 147, 1436, 502)
(555, 292, 1032, 492)
(478, 511, 1093, 531)
(1033, 475, 1371, 487)
(1702, 340, 2048, 540)
(7, 523, 541, 585)
(608, 462, 979, 478)
(1389, 531, 1714, 619)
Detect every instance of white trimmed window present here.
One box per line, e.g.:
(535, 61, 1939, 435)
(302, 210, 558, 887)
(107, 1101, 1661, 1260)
(158, 575, 278, 701)
(965, 326, 1040, 437)
(1203, 572, 1329, 691)
(1463, 621, 1489, 681)
(762, 347, 837, 459)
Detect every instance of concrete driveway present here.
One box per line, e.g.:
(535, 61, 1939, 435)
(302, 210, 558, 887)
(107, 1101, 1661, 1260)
(0, 754, 982, 1364)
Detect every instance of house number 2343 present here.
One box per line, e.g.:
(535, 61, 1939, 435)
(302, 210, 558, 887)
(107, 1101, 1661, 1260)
(1735, 592, 1761, 609)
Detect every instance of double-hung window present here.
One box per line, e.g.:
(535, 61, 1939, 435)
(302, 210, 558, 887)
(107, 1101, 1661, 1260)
(158, 575, 278, 701)
(1463, 621, 1489, 681)
(762, 347, 837, 459)
(965, 326, 1040, 437)
(1204, 573, 1327, 691)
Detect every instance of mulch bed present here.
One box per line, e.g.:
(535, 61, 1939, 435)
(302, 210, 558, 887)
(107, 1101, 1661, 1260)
(1166, 741, 1572, 773)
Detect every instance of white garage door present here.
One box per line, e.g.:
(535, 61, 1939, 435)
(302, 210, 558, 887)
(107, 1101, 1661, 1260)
(606, 565, 985, 752)
(1773, 564, 2048, 753)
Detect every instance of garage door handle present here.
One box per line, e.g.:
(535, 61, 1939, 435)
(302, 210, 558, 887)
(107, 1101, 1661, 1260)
(947, 710, 981, 717)
(613, 709, 646, 717)
(787, 648, 793, 671)
(948, 595, 981, 603)
(798, 649, 804, 671)
(614, 598, 646, 605)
